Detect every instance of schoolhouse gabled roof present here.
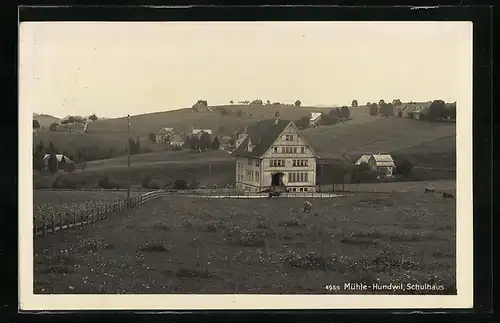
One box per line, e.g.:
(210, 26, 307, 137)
(233, 119, 291, 158)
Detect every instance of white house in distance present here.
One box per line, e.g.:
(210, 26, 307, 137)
(232, 116, 318, 193)
(355, 153, 396, 176)
(156, 127, 175, 144)
(309, 112, 322, 127)
(192, 128, 213, 138)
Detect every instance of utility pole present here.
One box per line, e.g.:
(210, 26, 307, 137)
(127, 114, 131, 207)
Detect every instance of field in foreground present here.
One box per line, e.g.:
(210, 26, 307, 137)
(34, 191, 456, 294)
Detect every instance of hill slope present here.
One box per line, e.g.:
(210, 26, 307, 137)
(86, 104, 330, 137)
(303, 114, 455, 166)
(33, 114, 61, 128)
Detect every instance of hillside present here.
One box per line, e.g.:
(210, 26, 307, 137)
(33, 114, 61, 128)
(86, 104, 329, 137)
(303, 113, 456, 166)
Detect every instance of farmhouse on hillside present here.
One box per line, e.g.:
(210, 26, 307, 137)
(219, 136, 233, 149)
(233, 117, 318, 193)
(169, 133, 185, 147)
(43, 154, 74, 171)
(155, 127, 175, 144)
(309, 112, 322, 127)
(355, 153, 396, 176)
(400, 103, 430, 119)
(192, 128, 213, 138)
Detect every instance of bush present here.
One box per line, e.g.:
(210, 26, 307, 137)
(319, 113, 340, 126)
(392, 156, 414, 177)
(52, 175, 86, 189)
(173, 179, 188, 190)
(295, 116, 310, 129)
(148, 180, 164, 190)
(218, 107, 230, 116)
(351, 163, 379, 183)
(141, 176, 153, 189)
(97, 176, 121, 189)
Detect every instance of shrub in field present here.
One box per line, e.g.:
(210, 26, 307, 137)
(173, 179, 188, 190)
(351, 163, 379, 183)
(392, 155, 414, 177)
(51, 175, 86, 189)
(97, 176, 121, 189)
(141, 176, 153, 189)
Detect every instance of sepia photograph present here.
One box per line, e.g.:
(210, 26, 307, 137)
(19, 20, 473, 310)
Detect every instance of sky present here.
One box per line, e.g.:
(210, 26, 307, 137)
(19, 21, 471, 119)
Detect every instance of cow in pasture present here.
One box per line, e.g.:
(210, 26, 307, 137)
(442, 192, 454, 199)
(212, 184, 218, 189)
(303, 201, 312, 213)
(424, 187, 435, 193)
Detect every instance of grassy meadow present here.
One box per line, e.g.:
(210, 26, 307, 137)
(34, 190, 456, 294)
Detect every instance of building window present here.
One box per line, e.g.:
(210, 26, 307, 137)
(293, 147, 297, 154)
(273, 147, 278, 153)
(256, 159, 260, 167)
(288, 172, 309, 183)
(255, 171, 260, 183)
(299, 188, 304, 192)
(300, 147, 306, 154)
(270, 159, 285, 167)
(293, 159, 308, 167)
(248, 159, 252, 166)
(285, 135, 293, 141)
(292, 188, 296, 192)
(246, 170, 253, 181)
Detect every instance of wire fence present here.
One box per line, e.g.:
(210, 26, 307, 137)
(33, 190, 164, 238)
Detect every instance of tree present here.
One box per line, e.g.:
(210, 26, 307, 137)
(392, 99, 402, 106)
(49, 122, 59, 132)
(33, 120, 40, 130)
(211, 136, 220, 150)
(295, 116, 310, 129)
(251, 99, 263, 105)
(63, 161, 77, 175)
(266, 100, 271, 105)
(340, 106, 351, 119)
(47, 142, 58, 173)
(443, 102, 456, 119)
(230, 100, 234, 104)
(378, 99, 385, 106)
(135, 136, 141, 154)
(199, 132, 212, 151)
(393, 155, 413, 177)
(294, 100, 302, 107)
(366, 102, 371, 106)
(428, 100, 446, 121)
(379, 103, 392, 117)
(351, 100, 358, 108)
(33, 140, 45, 171)
(148, 132, 156, 143)
(369, 103, 379, 116)
(89, 114, 98, 122)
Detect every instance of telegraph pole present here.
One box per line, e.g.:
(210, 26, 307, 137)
(127, 114, 131, 207)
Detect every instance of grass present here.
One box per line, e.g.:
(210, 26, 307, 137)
(33, 190, 141, 229)
(302, 110, 456, 161)
(33, 190, 456, 294)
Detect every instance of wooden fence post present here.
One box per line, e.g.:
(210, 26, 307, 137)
(51, 213, 56, 234)
(43, 213, 47, 236)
